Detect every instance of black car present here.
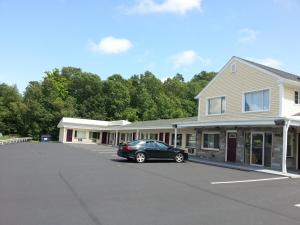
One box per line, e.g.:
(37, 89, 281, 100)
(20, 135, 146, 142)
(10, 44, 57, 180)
(117, 139, 188, 163)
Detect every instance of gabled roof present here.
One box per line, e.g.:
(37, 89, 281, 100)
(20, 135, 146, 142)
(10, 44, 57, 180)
(236, 57, 300, 83)
(195, 56, 300, 99)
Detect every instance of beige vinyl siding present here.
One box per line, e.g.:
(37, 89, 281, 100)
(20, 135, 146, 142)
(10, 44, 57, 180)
(283, 84, 300, 116)
(198, 60, 280, 121)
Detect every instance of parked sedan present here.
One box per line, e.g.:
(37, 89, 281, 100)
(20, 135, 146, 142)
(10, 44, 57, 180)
(117, 139, 188, 163)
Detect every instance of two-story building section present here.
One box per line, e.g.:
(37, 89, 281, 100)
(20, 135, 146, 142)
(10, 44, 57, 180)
(176, 56, 300, 173)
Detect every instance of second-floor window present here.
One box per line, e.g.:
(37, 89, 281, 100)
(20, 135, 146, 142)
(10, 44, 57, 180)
(295, 91, 300, 104)
(244, 89, 269, 112)
(207, 96, 226, 115)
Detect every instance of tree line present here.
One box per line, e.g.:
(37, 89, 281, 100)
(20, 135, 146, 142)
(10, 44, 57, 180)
(0, 67, 216, 140)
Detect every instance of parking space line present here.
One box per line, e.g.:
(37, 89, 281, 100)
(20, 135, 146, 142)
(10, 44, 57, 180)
(97, 152, 116, 154)
(294, 204, 300, 207)
(211, 177, 288, 184)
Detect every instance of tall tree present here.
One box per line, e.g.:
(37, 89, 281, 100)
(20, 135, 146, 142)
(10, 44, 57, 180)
(0, 83, 25, 135)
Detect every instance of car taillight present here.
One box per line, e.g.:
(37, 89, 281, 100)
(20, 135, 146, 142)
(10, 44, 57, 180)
(123, 145, 132, 151)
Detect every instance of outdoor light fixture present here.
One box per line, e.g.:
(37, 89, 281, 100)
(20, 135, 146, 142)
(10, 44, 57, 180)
(274, 119, 285, 126)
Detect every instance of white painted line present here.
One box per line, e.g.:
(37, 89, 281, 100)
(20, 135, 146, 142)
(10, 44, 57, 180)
(97, 152, 116, 154)
(294, 204, 300, 207)
(211, 177, 288, 184)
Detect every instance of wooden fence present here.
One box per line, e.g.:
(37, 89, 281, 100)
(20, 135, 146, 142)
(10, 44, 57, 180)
(0, 137, 33, 145)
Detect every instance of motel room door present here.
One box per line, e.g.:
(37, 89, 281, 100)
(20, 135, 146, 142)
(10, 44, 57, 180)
(227, 132, 237, 162)
(66, 129, 73, 142)
(102, 132, 107, 144)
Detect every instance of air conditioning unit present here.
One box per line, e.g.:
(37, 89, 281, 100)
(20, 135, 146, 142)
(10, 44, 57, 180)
(188, 148, 195, 154)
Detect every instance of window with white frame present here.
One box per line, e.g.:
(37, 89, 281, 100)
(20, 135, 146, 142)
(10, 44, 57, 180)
(202, 132, 220, 150)
(244, 89, 269, 112)
(186, 134, 196, 148)
(207, 96, 226, 115)
(295, 91, 300, 104)
(75, 130, 86, 141)
(171, 134, 182, 146)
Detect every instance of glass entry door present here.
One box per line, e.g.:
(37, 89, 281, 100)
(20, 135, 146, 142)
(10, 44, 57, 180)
(251, 132, 264, 166)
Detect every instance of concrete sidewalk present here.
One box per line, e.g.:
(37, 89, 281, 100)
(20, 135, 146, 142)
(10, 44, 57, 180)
(188, 155, 300, 179)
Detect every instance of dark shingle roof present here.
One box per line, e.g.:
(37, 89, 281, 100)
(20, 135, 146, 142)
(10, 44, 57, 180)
(237, 57, 300, 83)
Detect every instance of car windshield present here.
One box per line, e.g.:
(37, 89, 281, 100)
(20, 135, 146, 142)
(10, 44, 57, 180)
(156, 141, 170, 150)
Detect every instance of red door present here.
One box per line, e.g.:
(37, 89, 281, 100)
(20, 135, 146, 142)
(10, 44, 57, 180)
(165, 133, 170, 144)
(102, 132, 107, 144)
(227, 132, 237, 162)
(159, 133, 164, 141)
(66, 129, 73, 142)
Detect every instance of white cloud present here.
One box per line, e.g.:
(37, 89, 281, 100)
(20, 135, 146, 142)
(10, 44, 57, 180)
(129, 0, 202, 15)
(89, 36, 133, 54)
(238, 28, 259, 43)
(171, 50, 210, 68)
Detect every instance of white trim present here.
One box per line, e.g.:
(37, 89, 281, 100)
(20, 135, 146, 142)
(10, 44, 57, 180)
(211, 177, 288, 185)
(201, 131, 220, 151)
(225, 130, 237, 162)
(206, 95, 226, 116)
(176, 117, 283, 128)
(242, 88, 271, 113)
(250, 132, 265, 166)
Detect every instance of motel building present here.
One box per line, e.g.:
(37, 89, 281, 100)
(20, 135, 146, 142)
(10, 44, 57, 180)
(58, 56, 300, 174)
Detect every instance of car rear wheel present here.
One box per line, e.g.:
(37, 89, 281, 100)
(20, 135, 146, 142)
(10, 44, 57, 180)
(135, 152, 146, 163)
(175, 153, 184, 163)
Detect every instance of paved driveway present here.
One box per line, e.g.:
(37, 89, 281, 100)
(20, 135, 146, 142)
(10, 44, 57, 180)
(1, 143, 300, 225)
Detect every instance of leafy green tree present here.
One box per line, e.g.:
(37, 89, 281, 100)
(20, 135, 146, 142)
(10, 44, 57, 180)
(0, 83, 24, 135)
(103, 74, 130, 120)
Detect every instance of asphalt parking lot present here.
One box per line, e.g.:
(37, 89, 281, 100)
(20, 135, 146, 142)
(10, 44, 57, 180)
(1, 143, 300, 225)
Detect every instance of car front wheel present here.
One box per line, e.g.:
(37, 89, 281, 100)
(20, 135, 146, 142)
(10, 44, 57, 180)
(175, 153, 184, 163)
(135, 152, 146, 163)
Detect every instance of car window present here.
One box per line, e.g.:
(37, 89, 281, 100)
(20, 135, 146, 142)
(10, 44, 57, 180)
(156, 142, 169, 150)
(145, 141, 157, 149)
(128, 140, 142, 146)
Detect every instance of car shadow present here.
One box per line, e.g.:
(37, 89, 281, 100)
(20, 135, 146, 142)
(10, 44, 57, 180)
(110, 158, 177, 163)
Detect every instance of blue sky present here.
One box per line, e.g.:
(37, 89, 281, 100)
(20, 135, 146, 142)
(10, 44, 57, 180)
(1, 0, 300, 93)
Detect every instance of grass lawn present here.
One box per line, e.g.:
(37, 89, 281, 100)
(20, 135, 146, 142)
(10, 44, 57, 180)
(0, 135, 20, 140)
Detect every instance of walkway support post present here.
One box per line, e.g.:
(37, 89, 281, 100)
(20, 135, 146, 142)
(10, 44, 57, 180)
(174, 125, 178, 148)
(282, 120, 290, 174)
(115, 130, 118, 146)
